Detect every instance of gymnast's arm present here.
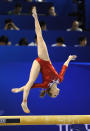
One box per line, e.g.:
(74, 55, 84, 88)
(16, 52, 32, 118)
(59, 55, 77, 82)
(59, 64, 67, 83)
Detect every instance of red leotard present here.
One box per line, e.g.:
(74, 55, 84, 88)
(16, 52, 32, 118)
(32, 57, 67, 89)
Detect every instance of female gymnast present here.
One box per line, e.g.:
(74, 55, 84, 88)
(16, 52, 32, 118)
(11, 7, 77, 114)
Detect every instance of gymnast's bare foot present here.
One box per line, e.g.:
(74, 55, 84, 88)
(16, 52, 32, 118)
(11, 86, 24, 93)
(21, 102, 30, 114)
(11, 88, 20, 93)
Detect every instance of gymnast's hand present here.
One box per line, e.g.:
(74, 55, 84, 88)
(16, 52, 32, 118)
(32, 6, 37, 18)
(68, 55, 77, 61)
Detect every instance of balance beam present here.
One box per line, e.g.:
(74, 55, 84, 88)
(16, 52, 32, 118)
(0, 115, 90, 125)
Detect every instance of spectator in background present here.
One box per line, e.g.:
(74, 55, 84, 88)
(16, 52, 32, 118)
(28, 35, 37, 46)
(40, 21, 47, 31)
(17, 36, 37, 46)
(48, 6, 57, 16)
(4, 18, 20, 30)
(17, 38, 28, 46)
(67, 20, 83, 32)
(74, 36, 87, 47)
(0, 35, 11, 46)
(8, 3, 22, 15)
(51, 37, 66, 47)
(71, 0, 85, 29)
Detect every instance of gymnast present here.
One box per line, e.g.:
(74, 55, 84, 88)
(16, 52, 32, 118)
(11, 7, 77, 113)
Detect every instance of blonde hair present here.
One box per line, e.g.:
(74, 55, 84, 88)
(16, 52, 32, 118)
(40, 90, 46, 98)
(40, 88, 52, 98)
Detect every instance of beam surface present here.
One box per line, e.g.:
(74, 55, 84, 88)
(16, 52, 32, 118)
(0, 115, 90, 125)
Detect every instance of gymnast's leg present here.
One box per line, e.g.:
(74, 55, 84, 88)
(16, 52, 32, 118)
(22, 60, 40, 113)
(32, 7, 50, 61)
(12, 60, 40, 113)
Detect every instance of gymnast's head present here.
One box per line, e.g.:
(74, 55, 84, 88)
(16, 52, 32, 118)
(40, 83, 60, 98)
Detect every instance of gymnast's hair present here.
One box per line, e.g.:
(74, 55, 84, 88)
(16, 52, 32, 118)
(40, 88, 52, 98)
